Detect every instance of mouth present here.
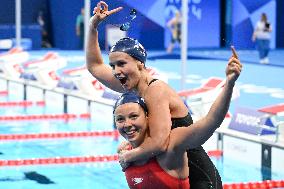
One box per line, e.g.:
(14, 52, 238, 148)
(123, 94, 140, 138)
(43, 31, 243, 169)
(124, 128, 137, 139)
(116, 76, 128, 86)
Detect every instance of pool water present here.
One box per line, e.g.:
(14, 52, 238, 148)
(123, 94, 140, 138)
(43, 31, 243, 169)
(1, 112, 283, 189)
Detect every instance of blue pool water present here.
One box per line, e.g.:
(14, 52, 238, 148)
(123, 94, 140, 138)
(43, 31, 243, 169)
(1, 138, 283, 188)
(1, 50, 284, 188)
(1, 105, 284, 188)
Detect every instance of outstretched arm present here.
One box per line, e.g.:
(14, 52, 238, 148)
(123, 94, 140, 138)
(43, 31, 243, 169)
(171, 46, 242, 151)
(86, 1, 123, 92)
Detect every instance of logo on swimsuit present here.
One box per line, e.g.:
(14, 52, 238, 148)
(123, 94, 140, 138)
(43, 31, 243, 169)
(132, 177, 143, 185)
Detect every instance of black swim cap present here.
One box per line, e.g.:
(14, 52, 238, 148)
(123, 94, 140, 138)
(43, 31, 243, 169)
(110, 37, 147, 63)
(114, 92, 148, 113)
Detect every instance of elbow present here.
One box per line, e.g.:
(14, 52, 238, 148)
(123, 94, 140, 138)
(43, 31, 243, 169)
(86, 64, 92, 72)
(86, 64, 93, 74)
(159, 141, 168, 153)
(86, 64, 96, 77)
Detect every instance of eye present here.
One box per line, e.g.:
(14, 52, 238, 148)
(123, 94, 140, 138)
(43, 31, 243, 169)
(115, 116, 125, 123)
(116, 61, 126, 67)
(129, 114, 138, 120)
(109, 64, 115, 70)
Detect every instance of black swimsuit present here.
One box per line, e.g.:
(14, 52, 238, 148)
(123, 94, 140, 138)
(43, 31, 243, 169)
(149, 79, 222, 189)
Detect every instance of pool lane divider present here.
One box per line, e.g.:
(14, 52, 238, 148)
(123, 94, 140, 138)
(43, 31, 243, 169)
(223, 180, 284, 189)
(0, 150, 223, 167)
(0, 90, 8, 96)
(0, 131, 223, 158)
(0, 113, 90, 121)
(0, 155, 119, 166)
(0, 130, 119, 140)
(0, 100, 45, 107)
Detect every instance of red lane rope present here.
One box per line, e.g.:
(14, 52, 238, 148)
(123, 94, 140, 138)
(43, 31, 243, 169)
(0, 131, 119, 140)
(0, 113, 90, 121)
(0, 90, 8, 96)
(0, 150, 222, 167)
(207, 150, 223, 157)
(223, 180, 284, 189)
(0, 155, 118, 167)
(0, 100, 45, 107)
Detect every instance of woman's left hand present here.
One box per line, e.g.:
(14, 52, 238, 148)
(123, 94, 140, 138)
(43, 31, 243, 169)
(118, 150, 131, 171)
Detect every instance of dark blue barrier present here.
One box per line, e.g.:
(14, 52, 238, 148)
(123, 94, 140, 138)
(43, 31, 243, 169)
(229, 107, 276, 135)
(0, 25, 41, 49)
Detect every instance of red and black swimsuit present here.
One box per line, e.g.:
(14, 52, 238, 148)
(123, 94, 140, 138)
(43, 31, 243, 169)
(149, 79, 222, 189)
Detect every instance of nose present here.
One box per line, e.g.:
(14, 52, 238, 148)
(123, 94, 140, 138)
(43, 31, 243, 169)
(123, 118, 133, 129)
(124, 118, 130, 126)
(113, 65, 122, 75)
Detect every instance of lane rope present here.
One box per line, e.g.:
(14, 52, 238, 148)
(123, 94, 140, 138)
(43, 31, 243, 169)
(0, 150, 223, 167)
(0, 155, 118, 166)
(0, 131, 119, 140)
(223, 180, 284, 189)
(0, 90, 8, 96)
(0, 100, 45, 107)
(0, 113, 90, 121)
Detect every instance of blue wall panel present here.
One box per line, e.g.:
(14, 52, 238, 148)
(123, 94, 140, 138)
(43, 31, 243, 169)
(1, 0, 283, 49)
(0, 0, 48, 49)
(48, 0, 84, 49)
(123, 0, 221, 48)
(232, 0, 276, 49)
(0, 0, 49, 24)
(0, 25, 41, 49)
(94, 0, 164, 50)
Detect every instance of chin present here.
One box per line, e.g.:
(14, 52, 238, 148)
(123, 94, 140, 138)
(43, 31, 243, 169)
(121, 84, 130, 90)
(127, 136, 137, 142)
(127, 134, 140, 143)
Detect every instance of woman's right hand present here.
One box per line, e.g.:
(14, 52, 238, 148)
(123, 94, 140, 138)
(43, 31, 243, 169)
(90, 1, 123, 29)
(225, 46, 242, 86)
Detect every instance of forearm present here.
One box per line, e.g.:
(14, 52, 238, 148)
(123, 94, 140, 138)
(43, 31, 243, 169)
(187, 81, 234, 148)
(125, 135, 169, 163)
(86, 26, 104, 72)
(207, 80, 234, 126)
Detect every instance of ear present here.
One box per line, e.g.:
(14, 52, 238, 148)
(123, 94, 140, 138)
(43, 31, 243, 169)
(137, 61, 144, 70)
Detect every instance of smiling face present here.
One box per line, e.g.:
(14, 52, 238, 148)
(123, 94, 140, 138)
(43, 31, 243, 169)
(109, 52, 144, 90)
(114, 102, 148, 147)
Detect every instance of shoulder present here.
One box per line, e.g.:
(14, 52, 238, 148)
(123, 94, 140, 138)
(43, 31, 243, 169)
(145, 80, 171, 101)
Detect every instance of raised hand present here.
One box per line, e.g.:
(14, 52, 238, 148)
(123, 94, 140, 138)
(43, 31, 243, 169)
(226, 46, 242, 85)
(90, 1, 123, 29)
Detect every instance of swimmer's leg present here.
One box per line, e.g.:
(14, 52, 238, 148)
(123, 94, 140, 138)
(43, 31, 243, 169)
(187, 146, 222, 189)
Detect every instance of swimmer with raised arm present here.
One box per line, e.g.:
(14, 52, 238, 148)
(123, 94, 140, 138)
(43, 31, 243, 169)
(87, 1, 242, 188)
(114, 58, 241, 187)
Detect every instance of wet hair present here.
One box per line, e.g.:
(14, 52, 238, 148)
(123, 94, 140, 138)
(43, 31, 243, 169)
(113, 92, 148, 114)
(110, 37, 147, 63)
